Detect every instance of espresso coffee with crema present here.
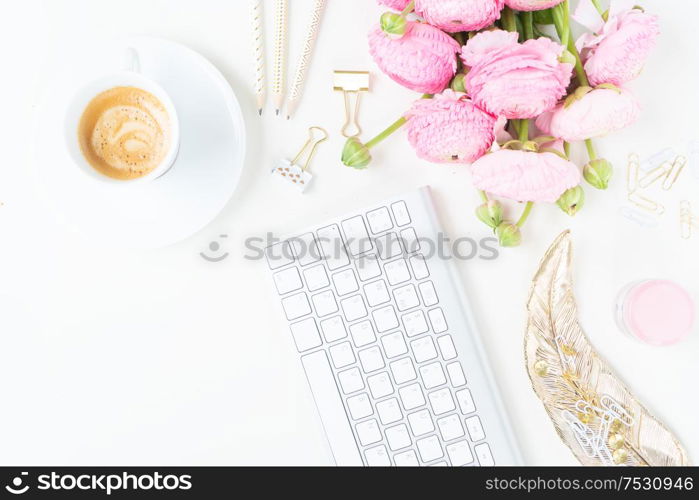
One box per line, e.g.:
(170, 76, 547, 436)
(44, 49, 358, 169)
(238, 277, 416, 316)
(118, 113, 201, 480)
(78, 86, 171, 180)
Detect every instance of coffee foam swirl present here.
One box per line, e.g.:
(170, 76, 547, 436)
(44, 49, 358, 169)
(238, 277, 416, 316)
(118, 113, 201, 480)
(78, 86, 171, 180)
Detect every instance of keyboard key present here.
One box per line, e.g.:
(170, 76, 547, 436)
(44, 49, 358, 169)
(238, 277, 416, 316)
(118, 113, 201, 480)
(355, 254, 381, 281)
(366, 207, 393, 234)
(376, 398, 403, 425)
(282, 292, 312, 320)
(407, 409, 434, 436)
(428, 308, 448, 333)
(437, 414, 465, 441)
(300, 351, 363, 465)
(475, 443, 495, 466)
(349, 320, 376, 348)
(341, 216, 373, 256)
(402, 310, 429, 337)
(437, 335, 457, 360)
(446, 440, 474, 466)
(419, 362, 447, 389)
(384, 259, 410, 285)
(416, 435, 444, 462)
(372, 305, 399, 332)
(376, 232, 402, 260)
(358, 346, 385, 373)
(288, 232, 322, 266)
(316, 224, 350, 271)
(399, 383, 425, 410)
(390, 358, 417, 384)
(332, 269, 359, 296)
(381, 331, 408, 358)
(365, 445, 391, 466)
(329, 342, 355, 369)
(347, 393, 373, 420)
(340, 295, 368, 321)
(393, 284, 420, 311)
(446, 362, 467, 387)
(319, 316, 347, 343)
(303, 265, 329, 291)
(355, 419, 382, 446)
(410, 337, 438, 363)
(312, 290, 339, 317)
(290, 318, 322, 352)
(265, 241, 295, 269)
(455, 388, 476, 414)
(418, 281, 439, 307)
(409, 254, 429, 280)
(385, 423, 411, 451)
(428, 388, 455, 415)
(400, 227, 420, 254)
(391, 200, 411, 226)
(273, 267, 303, 295)
(393, 449, 419, 466)
(367, 371, 394, 399)
(338, 367, 364, 394)
(364, 279, 390, 307)
(465, 415, 486, 442)
(430, 461, 448, 467)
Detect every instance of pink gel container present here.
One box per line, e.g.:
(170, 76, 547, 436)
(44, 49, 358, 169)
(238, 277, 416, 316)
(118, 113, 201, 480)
(616, 280, 695, 346)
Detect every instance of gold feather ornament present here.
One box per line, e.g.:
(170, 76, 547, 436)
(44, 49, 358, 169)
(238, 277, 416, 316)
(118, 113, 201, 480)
(524, 231, 689, 466)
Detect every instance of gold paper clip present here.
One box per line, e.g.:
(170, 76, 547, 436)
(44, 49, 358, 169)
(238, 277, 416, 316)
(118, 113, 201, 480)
(271, 126, 328, 193)
(639, 161, 672, 189)
(680, 200, 699, 240)
(662, 156, 686, 191)
(628, 191, 664, 215)
(333, 70, 370, 138)
(627, 153, 640, 193)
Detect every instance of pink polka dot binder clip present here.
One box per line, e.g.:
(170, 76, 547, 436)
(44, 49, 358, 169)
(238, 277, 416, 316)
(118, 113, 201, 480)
(272, 126, 328, 193)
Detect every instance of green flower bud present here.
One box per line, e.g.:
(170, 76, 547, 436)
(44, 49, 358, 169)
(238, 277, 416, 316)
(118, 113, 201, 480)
(475, 200, 504, 229)
(583, 158, 613, 190)
(380, 12, 408, 38)
(496, 222, 522, 247)
(341, 137, 372, 169)
(556, 186, 585, 216)
(451, 73, 467, 93)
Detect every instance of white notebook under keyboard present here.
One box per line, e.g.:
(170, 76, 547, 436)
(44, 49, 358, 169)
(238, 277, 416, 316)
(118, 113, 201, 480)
(265, 187, 521, 466)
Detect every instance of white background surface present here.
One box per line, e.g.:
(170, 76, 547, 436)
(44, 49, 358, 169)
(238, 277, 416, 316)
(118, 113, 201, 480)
(1, 0, 697, 465)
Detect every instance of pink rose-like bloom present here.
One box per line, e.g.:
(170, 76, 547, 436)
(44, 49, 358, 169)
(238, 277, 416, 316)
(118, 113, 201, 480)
(578, 8, 660, 86)
(536, 87, 641, 142)
(504, 0, 564, 11)
(471, 149, 581, 203)
(369, 21, 461, 94)
(462, 30, 573, 119)
(376, 0, 412, 10)
(405, 90, 497, 164)
(415, 0, 504, 33)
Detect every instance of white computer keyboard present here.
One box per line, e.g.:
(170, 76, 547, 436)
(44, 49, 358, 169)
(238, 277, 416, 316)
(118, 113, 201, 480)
(265, 187, 521, 466)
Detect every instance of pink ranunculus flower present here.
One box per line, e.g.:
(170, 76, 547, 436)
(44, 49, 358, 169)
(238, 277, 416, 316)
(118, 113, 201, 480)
(536, 87, 641, 142)
(376, 0, 412, 10)
(415, 0, 505, 33)
(462, 30, 573, 119)
(471, 149, 581, 203)
(404, 90, 497, 164)
(504, 0, 564, 11)
(577, 7, 660, 86)
(369, 21, 461, 94)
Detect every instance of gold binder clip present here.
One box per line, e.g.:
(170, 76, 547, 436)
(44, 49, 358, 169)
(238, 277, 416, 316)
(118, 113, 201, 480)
(271, 126, 328, 193)
(333, 70, 370, 138)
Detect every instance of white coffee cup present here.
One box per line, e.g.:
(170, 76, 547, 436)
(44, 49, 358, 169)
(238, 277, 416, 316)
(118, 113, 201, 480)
(64, 48, 180, 184)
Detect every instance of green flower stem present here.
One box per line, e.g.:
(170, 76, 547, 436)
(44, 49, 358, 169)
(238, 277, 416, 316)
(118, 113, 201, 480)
(516, 201, 534, 228)
(564, 141, 571, 158)
(479, 190, 489, 203)
(521, 11, 535, 40)
(365, 117, 407, 149)
(518, 119, 529, 142)
(553, 1, 589, 86)
(591, 0, 605, 16)
(502, 6, 518, 33)
(585, 138, 597, 160)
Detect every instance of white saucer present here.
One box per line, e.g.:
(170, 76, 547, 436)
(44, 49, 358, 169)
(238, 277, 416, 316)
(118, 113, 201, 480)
(34, 36, 246, 248)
